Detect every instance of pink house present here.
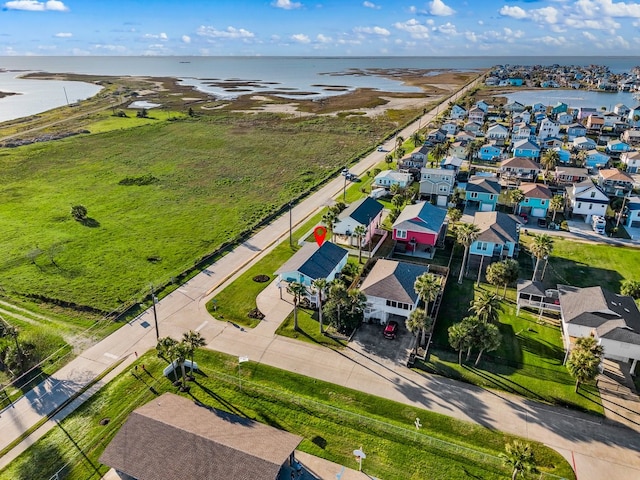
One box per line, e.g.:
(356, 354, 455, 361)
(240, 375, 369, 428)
(392, 202, 448, 254)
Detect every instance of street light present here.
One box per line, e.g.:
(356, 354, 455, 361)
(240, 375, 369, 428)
(342, 167, 349, 201)
(150, 284, 159, 340)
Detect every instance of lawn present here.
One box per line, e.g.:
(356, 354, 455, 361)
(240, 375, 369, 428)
(519, 234, 640, 291)
(0, 349, 575, 480)
(425, 280, 603, 415)
(0, 112, 400, 313)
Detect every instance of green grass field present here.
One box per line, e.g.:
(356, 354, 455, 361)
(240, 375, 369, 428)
(0, 349, 575, 480)
(0, 113, 401, 313)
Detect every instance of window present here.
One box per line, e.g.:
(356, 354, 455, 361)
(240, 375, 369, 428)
(489, 194, 495, 200)
(577, 202, 582, 208)
(477, 242, 488, 252)
(590, 191, 596, 198)
(396, 229, 407, 239)
(541, 200, 546, 205)
(470, 192, 478, 199)
(524, 198, 529, 204)
(386, 300, 397, 308)
(589, 204, 593, 210)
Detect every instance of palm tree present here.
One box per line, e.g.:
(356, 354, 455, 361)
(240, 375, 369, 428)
(574, 335, 604, 358)
(182, 330, 206, 378)
(287, 281, 307, 332)
(353, 225, 367, 263)
(390, 183, 400, 196)
(385, 153, 394, 168)
(455, 222, 481, 284)
(414, 273, 441, 344)
(500, 441, 537, 480)
(465, 139, 482, 167)
(174, 341, 192, 390)
(486, 261, 508, 295)
(474, 322, 501, 366)
(431, 142, 448, 168)
(406, 308, 428, 354)
(311, 278, 328, 333)
(391, 194, 404, 210)
(470, 290, 503, 324)
(448, 321, 471, 365)
(395, 134, 404, 151)
(575, 149, 587, 168)
(411, 131, 423, 147)
(322, 210, 338, 241)
(541, 149, 560, 179)
(156, 336, 179, 382)
(509, 188, 525, 214)
(549, 195, 564, 223)
(347, 288, 366, 316)
(567, 348, 600, 392)
(621, 279, 640, 299)
(530, 234, 554, 281)
(447, 207, 462, 229)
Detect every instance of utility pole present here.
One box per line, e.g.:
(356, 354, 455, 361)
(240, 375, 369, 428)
(615, 191, 630, 229)
(289, 202, 293, 246)
(150, 284, 159, 340)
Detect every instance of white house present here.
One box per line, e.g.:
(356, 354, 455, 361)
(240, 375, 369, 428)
(572, 136, 597, 151)
(486, 123, 509, 141)
(468, 107, 485, 124)
(332, 197, 384, 247)
(419, 168, 456, 206)
(537, 118, 560, 142)
(626, 196, 640, 228)
(373, 170, 413, 190)
(567, 180, 609, 223)
(557, 285, 640, 372)
(620, 150, 640, 173)
(441, 122, 458, 136)
(510, 122, 532, 143)
(360, 259, 430, 325)
(556, 112, 574, 125)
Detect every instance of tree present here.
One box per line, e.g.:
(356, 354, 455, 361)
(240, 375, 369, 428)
(385, 154, 394, 168)
(322, 210, 338, 240)
(474, 322, 501, 366)
(71, 205, 88, 223)
(311, 278, 328, 333)
(455, 222, 481, 284)
(395, 146, 406, 159)
(447, 207, 462, 228)
(574, 335, 604, 358)
(391, 194, 404, 210)
(372, 167, 382, 177)
(530, 234, 553, 281)
(390, 183, 400, 196)
(406, 308, 431, 354)
(549, 195, 564, 223)
(431, 142, 448, 168)
(395, 135, 404, 151)
(509, 189, 525, 214)
(347, 288, 366, 316)
(353, 225, 367, 263)
(287, 281, 307, 332)
(323, 283, 362, 333)
(502, 259, 520, 298)
(486, 261, 508, 295)
(465, 139, 482, 167)
(182, 330, 205, 378)
(500, 441, 537, 480)
(448, 321, 470, 365)
(575, 149, 587, 168)
(567, 348, 600, 393)
(174, 341, 192, 391)
(156, 336, 179, 383)
(470, 290, 503, 324)
(411, 131, 423, 147)
(620, 279, 640, 299)
(541, 149, 560, 179)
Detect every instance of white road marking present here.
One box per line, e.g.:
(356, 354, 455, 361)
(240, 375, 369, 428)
(195, 321, 208, 332)
(103, 352, 118, 360)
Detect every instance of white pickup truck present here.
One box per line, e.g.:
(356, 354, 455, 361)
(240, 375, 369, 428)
(591, 215, 606, 234)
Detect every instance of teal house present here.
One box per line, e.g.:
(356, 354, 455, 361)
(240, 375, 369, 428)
(469, 212, 521, 261)
(519, 183, 552, 218)
(465, 176, 501, 212)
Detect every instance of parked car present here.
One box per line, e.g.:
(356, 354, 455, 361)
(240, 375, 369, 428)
(537, 218, 547, 228)
(519, 212, 528, 224)
(383, 321, 398, 339)
(377, 146, 385, 152)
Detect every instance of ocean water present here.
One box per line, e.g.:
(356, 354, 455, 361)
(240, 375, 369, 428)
(1, 56, 639, 123)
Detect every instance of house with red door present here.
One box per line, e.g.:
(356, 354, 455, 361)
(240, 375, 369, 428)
(392, 201, 447, 256)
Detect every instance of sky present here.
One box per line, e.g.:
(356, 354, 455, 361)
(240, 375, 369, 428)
(2, 0, 640, 56)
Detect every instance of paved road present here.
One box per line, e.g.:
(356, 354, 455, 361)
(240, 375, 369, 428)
(2, 74, 640, 480)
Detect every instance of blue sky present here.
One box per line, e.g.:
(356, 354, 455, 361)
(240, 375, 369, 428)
(2, 0, 640, 56)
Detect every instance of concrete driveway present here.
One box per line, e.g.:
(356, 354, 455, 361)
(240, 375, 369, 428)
(349, 322, 413, 366)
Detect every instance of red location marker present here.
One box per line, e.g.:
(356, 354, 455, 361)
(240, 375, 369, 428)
(313, 226, 327, 247)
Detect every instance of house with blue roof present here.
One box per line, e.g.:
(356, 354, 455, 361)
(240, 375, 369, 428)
(585, 149, 610, 169)
(553, 147, 571, 164)
(478, 143, 503, 161)
(567, 123, 587, 141)
(275, 241, 349, 290)
(332, 197, 384, 247)
(552, 102, 568, 115)
(508, 78, 524, 86)
(512, 139, 541, 159)
(606, 139, 631, 154)
(465, 175, 501, 211)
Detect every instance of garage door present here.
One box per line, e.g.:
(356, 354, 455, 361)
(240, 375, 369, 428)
(532, 208, 545, 217)
(632, 220, 640, 228)
(480, 203, 493, 212)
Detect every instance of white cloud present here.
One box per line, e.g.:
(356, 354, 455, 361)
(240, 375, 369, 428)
(393, 18, 430, 39)
(354, 26, 391, 36)
(538, 35, 566, 46)
(316, 33, 332, 43)
(54, 32, 71, 37)
(93, 44, 127, 52)
(465, 31, 478, 42)
(197, 25, 255, 39)
(182, 35, 191, 44)
(272, 0, 302, 10)
(363, 1, 380, 9)
(576, 0, 640, 18)
(429, 0, 455, 16)
(499, 6, 527, 19)
(143, 33, 168, 41)
(4, 0, 68, 11)
(291, 33, 310, 43)
(565, 16, 620, 30)
(503, 27, 524, 38)
(583, 31, 598, 41)
(437, 22, 457, 35)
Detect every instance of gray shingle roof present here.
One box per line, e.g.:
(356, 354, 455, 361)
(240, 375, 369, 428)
(517, 280, 547, 297)
(466, 176, 501, 195)
(473, 211, 521, 244)
(392, 202, 447, 235)
(360, 259, 429, 304)
(339, 197, 383, 226)
(100, 393, 302, 480)
(275, 241, 347, 280)
(558, 285, 640, 346)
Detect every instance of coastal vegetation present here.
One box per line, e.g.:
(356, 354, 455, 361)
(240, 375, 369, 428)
(0, 349, 575, 480)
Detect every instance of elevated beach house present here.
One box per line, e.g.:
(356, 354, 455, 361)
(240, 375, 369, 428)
(392, 201, 447, 255)
(465, 175, 501, 212)
(470, 211, 521, 267)
(519, 183, 552, 218)
(275, 241, 348, 291)
(567, 180, 609, 223)
(332, 197, 384, 248)
(360, 259, 429, 325)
